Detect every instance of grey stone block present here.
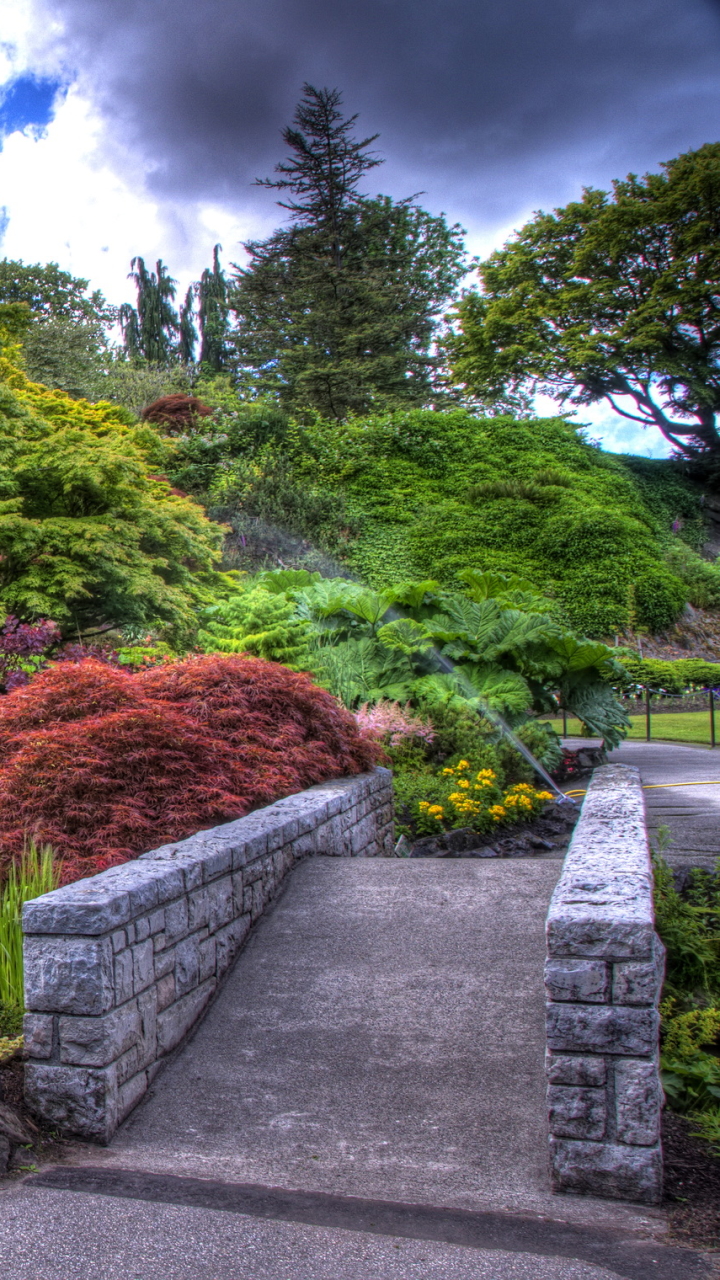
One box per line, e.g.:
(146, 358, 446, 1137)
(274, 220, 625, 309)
(154, 946, 175, 980)
(164, 896, 189, 944)
(23, 1012, 54, 1059)
(175, 935, 200, 996)
(546, 1053, 607, 1087)
(117, 1070, 147, 1123)
(547, 1002, 658, 1057)
(148, 908, 166, 935)
(25, 1063, 118, 1143)
(134, 917, 150, 943)
(216, 915, 250, 974)
(132, 939, 154, 994)
(613, 937, 666, 1007)
(156, 973, 175, 1011)
(268, 819, 299, 852)
(59, 1002, 141, 1067)
(114, 947, 134, 1004)
(207, 878, 234, 932)
(615, 1059, 662, 1146)
(187, 886, 211, 931)
(156, 979, 216, 1055)
(198, 936, 216, 983)
(544, 959, 609, 1003)
(23, 879, 132, 937)
(549, 1137, 662, 1204)
(548, 1085, 606, 1140)
(111, 929, 127, 954)
(24, 935, 114, 1016)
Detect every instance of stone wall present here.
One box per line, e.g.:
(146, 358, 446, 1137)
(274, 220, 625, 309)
(545, 764, 665, 1205)
(22, 768, 393, 1143)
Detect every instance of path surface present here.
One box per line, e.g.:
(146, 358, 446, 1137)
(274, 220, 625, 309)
(1, 857, 713, 1278)
(609, 740, 720, 871)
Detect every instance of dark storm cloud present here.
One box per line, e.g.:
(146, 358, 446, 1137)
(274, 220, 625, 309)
(39, 0, 720, 229)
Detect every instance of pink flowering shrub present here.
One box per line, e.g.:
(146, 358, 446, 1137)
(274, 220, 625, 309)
(355, 701, 435, 747)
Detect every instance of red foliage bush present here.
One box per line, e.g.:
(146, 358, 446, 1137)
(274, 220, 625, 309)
(0, 655, 379, 882)
(142, 394, 214, 432)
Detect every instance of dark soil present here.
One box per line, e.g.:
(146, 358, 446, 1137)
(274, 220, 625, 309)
(0, 1055, 70, 1177)
(402, 797, 581, 859)
(663, 1109, 720, 1249)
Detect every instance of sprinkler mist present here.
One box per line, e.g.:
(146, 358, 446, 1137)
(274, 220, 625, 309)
(225, 514, 575, 805)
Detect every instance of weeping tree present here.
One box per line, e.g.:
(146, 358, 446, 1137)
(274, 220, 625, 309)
(120, 258, 180, 365)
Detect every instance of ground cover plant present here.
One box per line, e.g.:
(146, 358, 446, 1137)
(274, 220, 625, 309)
(653, 840, 720, 1153)
(0, 653, 379, 882)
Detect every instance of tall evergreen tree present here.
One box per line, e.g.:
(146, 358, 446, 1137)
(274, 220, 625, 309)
(120, 257, 179, 365)
(179, 285, 197, 365)
(198, 244, 229, 370)
(229, 85, 467, 418)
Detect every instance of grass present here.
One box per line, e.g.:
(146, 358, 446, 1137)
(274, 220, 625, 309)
(0, 841, 59, 1045)
(549, 710, 720, 746)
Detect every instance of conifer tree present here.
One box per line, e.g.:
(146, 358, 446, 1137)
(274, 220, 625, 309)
(229, 85, 466, 418)
(198, 245, 229, 370)
(179, 285, 197, 364)
(120, 258, 180, 365)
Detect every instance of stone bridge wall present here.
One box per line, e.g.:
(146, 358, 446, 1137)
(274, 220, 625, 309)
(545, 764, 665, 1204)
(22, 768, 393, 1143)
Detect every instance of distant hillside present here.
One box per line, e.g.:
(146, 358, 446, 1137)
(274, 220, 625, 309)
(167, 404, 720, 640)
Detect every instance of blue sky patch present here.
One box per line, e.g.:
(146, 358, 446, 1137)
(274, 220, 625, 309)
(0, 76, 65, 140)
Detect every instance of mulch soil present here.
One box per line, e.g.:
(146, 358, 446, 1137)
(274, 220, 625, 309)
(0, 1056, 70, 1177)
(663, 1109, 720, 1250)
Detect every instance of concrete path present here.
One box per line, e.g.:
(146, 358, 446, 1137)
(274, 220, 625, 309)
(2, 856, 712, 1279)
(609, 740, 720, 872)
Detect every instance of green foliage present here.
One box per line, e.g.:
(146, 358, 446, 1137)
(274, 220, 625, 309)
(619, 655, 720, 693)
(0, 258, 114, 326)
(0, 840, 59, 1027)
(198, 584, 313, 669)
(0, 360, 223, 637)
(169, 405, 704, 638)
(200, 568, 629, 747)
(448, 143, 720, 461)
(120, 258, 180, 366)
(654, 843, 720, 1118)
(228, 85, 467, 417)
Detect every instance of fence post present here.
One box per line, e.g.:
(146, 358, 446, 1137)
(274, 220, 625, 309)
(645, 687, 651, 742)
(562, 709, 568, 737)
(711, 688, 716, 749)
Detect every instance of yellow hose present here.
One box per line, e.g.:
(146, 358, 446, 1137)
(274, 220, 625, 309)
(564, 780, 720, 798)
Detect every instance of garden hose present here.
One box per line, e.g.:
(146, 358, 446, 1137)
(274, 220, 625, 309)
(564, 780, 720, 798)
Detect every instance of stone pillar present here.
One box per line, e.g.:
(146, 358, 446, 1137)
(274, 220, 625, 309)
(545, 764, 664, 1204)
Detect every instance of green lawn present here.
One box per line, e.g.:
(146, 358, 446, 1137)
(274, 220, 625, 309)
(548, 711, 718, 746)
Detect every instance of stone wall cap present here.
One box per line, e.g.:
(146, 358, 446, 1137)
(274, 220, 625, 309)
(22, 770, 383, 936)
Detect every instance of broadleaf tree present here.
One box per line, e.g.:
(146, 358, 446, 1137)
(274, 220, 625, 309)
(229, 84, 468, 418)
(448, 143, 720, 466)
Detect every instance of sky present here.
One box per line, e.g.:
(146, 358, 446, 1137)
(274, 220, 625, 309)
(1, 0, 720, 456)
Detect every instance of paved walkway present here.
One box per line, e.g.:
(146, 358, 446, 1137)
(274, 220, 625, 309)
(609, 740, 720, 872)
(2, 857, 712, 1279)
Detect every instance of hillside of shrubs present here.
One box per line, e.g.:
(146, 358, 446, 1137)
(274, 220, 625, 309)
(164, 391, 715, 640)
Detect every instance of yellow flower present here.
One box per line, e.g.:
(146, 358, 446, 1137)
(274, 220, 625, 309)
(427, 804, 444, 815)
(536, 791, 554, 801)
(441, 767, 456, 776)
(457, 759, 470, 770)
(512, 783, 533, 793)
(476, 769, 496, 780)
(518, 795, 533, 809)
(418, 801, 429, 810)
(488, 804, 506, 821)
(457, 778, 470, 789)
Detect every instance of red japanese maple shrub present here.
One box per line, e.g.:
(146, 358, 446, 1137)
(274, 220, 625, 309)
(0, 655, 379, 881)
